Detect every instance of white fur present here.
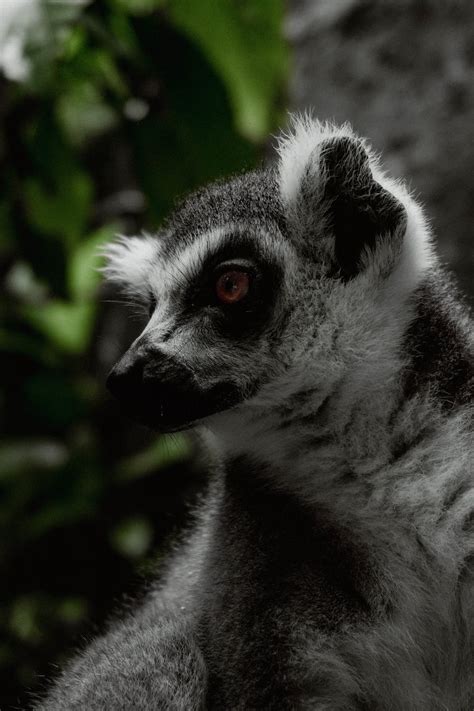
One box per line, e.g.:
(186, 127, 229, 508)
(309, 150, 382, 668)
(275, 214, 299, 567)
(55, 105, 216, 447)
(101, 233, 158, 300)
(276, 114, 353, 209)
(277, 114, 435, 292)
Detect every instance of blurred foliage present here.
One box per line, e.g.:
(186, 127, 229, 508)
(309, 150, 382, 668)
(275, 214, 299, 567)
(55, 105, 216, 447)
(0, 0, 288, 707)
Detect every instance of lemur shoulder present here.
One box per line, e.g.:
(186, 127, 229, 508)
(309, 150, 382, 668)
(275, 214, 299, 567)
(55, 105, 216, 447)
(38, 117, 473, 710)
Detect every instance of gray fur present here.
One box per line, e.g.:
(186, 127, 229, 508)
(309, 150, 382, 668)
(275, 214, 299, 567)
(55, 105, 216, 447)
(37, 117, 473, 710)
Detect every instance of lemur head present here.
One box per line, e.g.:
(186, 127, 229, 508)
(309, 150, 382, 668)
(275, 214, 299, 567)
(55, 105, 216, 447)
(105, 118, 433, 433)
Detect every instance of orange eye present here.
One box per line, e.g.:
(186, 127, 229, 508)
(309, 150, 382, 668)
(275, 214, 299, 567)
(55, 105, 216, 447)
(215, 270, 250, 304)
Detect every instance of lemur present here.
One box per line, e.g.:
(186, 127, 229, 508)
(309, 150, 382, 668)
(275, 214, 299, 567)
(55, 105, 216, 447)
(38, 117, 473, 710)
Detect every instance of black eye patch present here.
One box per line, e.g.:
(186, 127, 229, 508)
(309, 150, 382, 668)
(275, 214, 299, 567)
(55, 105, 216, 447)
(181, 236, 282, 339)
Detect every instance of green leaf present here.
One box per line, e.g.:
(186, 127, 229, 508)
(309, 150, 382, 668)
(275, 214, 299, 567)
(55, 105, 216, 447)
(23, 171, 93, 246)
(117, 434, 191, 481)
(62, 24, 87, 62)
(68, 224, 118, 301)
(0, 440, 68, 483)
(111, 517, 153, 558)
(168, 0, 288, 140)
(114, 0, 166, 16)
(56, 81, 118, 147)
(20, 0, 90, 88)
(130, 26, 257, 220)
(56, 597, 88, 625)
(23, 300, 96, 354)
(9, 597, 42, 644)
(4, 262, 47, 303)
(0, 329, 56, 365)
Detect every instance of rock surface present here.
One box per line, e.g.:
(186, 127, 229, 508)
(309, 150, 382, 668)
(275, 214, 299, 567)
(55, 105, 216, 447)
(287, 0, 474, 302)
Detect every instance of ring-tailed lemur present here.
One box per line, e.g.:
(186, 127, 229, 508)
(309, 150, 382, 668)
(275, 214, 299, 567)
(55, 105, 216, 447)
(38, 117, 473, 710)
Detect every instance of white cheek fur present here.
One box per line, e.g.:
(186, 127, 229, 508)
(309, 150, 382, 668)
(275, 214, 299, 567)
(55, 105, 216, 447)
(101, 233, 158, 300)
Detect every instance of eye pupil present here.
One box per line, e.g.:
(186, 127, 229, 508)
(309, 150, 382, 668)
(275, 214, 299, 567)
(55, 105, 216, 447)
(216, 270, 250, 304)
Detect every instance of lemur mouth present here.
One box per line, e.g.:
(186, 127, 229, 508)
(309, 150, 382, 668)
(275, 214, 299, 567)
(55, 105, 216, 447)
(131, 385, 241, 433)
(106, 349, 242, 433)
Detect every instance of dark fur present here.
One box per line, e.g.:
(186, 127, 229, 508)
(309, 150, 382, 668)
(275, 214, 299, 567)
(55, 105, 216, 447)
(161, 169, 287, 258)
(199, 458, 376, 709)
(38, 457, 381, 710)
(402, 275, 473, 410)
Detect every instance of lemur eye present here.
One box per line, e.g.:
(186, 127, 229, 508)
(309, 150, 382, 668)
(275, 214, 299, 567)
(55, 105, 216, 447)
(215, 270, 250, 304)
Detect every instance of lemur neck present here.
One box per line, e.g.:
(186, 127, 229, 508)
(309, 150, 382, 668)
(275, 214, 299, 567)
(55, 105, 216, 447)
(216, 354, 408, 485)
(212, 277, 471, 543)
(214, 288, 418, 482)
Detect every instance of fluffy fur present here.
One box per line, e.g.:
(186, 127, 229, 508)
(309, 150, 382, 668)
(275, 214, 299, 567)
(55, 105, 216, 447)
(38, 117, 473, 710)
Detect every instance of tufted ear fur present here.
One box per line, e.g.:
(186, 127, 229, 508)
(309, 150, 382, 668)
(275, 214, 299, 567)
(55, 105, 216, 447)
(101, 234, 157, 300)
(319, 136, 407, 279)
(278, 120, 407, 280)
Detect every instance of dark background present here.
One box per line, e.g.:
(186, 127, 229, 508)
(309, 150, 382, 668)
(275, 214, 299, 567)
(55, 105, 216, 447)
(0, 1, 472, 708)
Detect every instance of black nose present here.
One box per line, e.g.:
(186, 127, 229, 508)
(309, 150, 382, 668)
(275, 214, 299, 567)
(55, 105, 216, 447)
(107, 346, 185, 405)
(106, 345, 193, 429)
(106, 345, 242, 432)
(106, 353, 145, 403)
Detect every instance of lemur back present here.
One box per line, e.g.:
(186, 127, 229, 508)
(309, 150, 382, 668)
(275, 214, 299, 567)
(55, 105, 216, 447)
(38, 118, 473, 710)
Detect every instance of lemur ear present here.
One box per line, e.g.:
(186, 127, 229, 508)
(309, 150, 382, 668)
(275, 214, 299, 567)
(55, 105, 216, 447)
(317, 136, 406, 279)
(281, 127, 407, 279)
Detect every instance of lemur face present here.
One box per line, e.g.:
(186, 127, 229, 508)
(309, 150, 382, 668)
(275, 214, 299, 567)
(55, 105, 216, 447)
(105, 119, 420, 433)
(106, 171, 293, 431)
